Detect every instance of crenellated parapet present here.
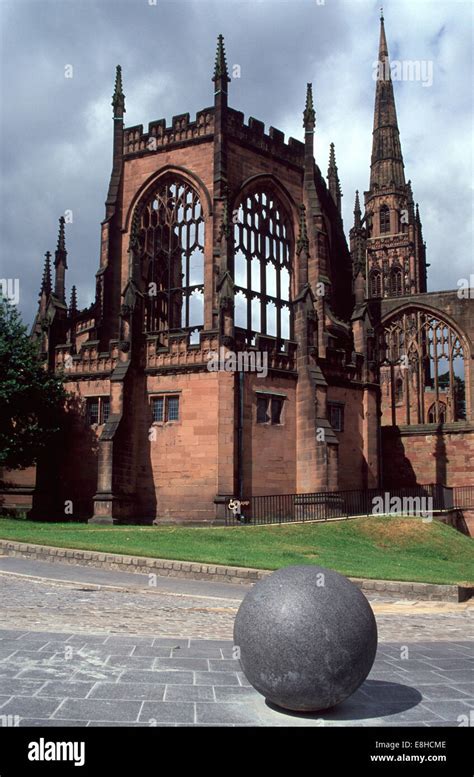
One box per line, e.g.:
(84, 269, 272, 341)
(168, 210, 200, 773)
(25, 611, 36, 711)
(145, 331, 219, 371)
(145, 331, 297, 373)
(122, 106, 304, 166)
(226, 108, 304, 166)
(75, 316, 96, 335)
(55, 340, 119, 376)
(123, 109, 215, 156)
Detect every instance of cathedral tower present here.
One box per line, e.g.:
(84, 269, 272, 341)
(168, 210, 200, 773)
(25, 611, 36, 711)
(351, 11, 427, 300)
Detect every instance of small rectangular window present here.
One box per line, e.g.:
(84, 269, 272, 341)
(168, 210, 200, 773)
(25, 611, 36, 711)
(328, 403, 344, 432)
(87, 398, 99, 425)
(257, 397, 270, 423)
(86, 397, 110, 425)
(167, 396, 179, 421)
(151, 397, 164, 422)
(257, 395, 284, 425)
(271, 397, 283, 424)
(101, 397, 110, 424)
(150, 395, 180, 423)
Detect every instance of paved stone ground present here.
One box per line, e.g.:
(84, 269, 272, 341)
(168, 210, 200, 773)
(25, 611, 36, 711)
(0, 629, 472, 727)
(0, 558, 472, 642)
(0, 562, 472, 727)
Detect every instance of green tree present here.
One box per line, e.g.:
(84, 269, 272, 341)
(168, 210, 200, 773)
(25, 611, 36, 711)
(0, 298, 66, 469)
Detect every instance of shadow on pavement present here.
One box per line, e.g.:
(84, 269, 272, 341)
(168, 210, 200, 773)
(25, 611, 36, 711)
(265, 680, 423, 721)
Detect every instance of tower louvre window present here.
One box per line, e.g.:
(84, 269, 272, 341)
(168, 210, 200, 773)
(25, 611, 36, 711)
(389, 267, 403, 296)
(369, 270, 382, 298)
(379, 205, 390, 234)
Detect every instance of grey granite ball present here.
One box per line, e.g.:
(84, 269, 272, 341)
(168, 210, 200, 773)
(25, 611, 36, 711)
(234, 565, 378, 712)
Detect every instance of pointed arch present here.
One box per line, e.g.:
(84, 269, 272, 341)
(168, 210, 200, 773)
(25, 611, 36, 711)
(131, 176, 206, 343)
(369, 269, 382, 298)
(231, 176, 296, 345)
(379, 204, 390, 234)
(379, 305, 470, 425)
(389, 265, 403, 296)
(124, 165, 212, 233)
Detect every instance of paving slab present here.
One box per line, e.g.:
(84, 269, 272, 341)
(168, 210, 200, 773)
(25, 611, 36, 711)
(0, 562, 473, 728)
(0, 630, 471, 726)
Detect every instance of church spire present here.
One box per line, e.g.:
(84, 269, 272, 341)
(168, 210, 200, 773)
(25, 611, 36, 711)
(213, 33, 230, 104)
(303, 82, 315, 132)
(40, 251, 52, 297)
(54, 216, 68, 303)
(69, 285, 77, 316)
(327, 142, 342, 213)
(370, 13, 405, 189)
(112, 65, 125, 119)
(303, 83, 317, 194)
(106, 66, 125, 217)
(353, 190, 362, 229)
(56, 215, 66, 252)
(213, 34, 230, 83)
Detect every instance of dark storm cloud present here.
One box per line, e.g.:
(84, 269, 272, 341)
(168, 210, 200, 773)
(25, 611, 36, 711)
(0, 0, 472, 326)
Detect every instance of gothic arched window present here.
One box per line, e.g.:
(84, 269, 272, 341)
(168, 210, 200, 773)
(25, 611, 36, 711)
(389, 266, 403, 296)
(135, 179, 205, 344)
(369, 270, 382, 298)
(428, 401, 446, 424)
(379, 310, 467, 426)
(380, 205, 390, 234)
(233, 189, 292, 344)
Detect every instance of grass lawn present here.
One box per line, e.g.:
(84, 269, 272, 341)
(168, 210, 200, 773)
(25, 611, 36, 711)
(0, 515, 472, 585)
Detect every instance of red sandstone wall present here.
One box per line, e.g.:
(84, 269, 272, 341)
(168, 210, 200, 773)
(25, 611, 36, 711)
(327, 385, 379, 490)
(140, 371, 232, 521)
(382, 427, 474, 487)
(227, 141, 302, 207)
(242, 373, 297, 497)
(462, 509, 474, 537)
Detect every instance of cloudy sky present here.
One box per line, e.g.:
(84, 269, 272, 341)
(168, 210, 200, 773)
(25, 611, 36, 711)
(0, 0, 472, 326)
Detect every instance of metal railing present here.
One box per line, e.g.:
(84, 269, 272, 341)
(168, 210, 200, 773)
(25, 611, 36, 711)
(226, 483, 470, 526)
(452, 485, 474, 509)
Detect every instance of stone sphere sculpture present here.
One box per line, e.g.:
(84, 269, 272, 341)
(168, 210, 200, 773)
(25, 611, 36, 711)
(234, 565, 377, 712)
